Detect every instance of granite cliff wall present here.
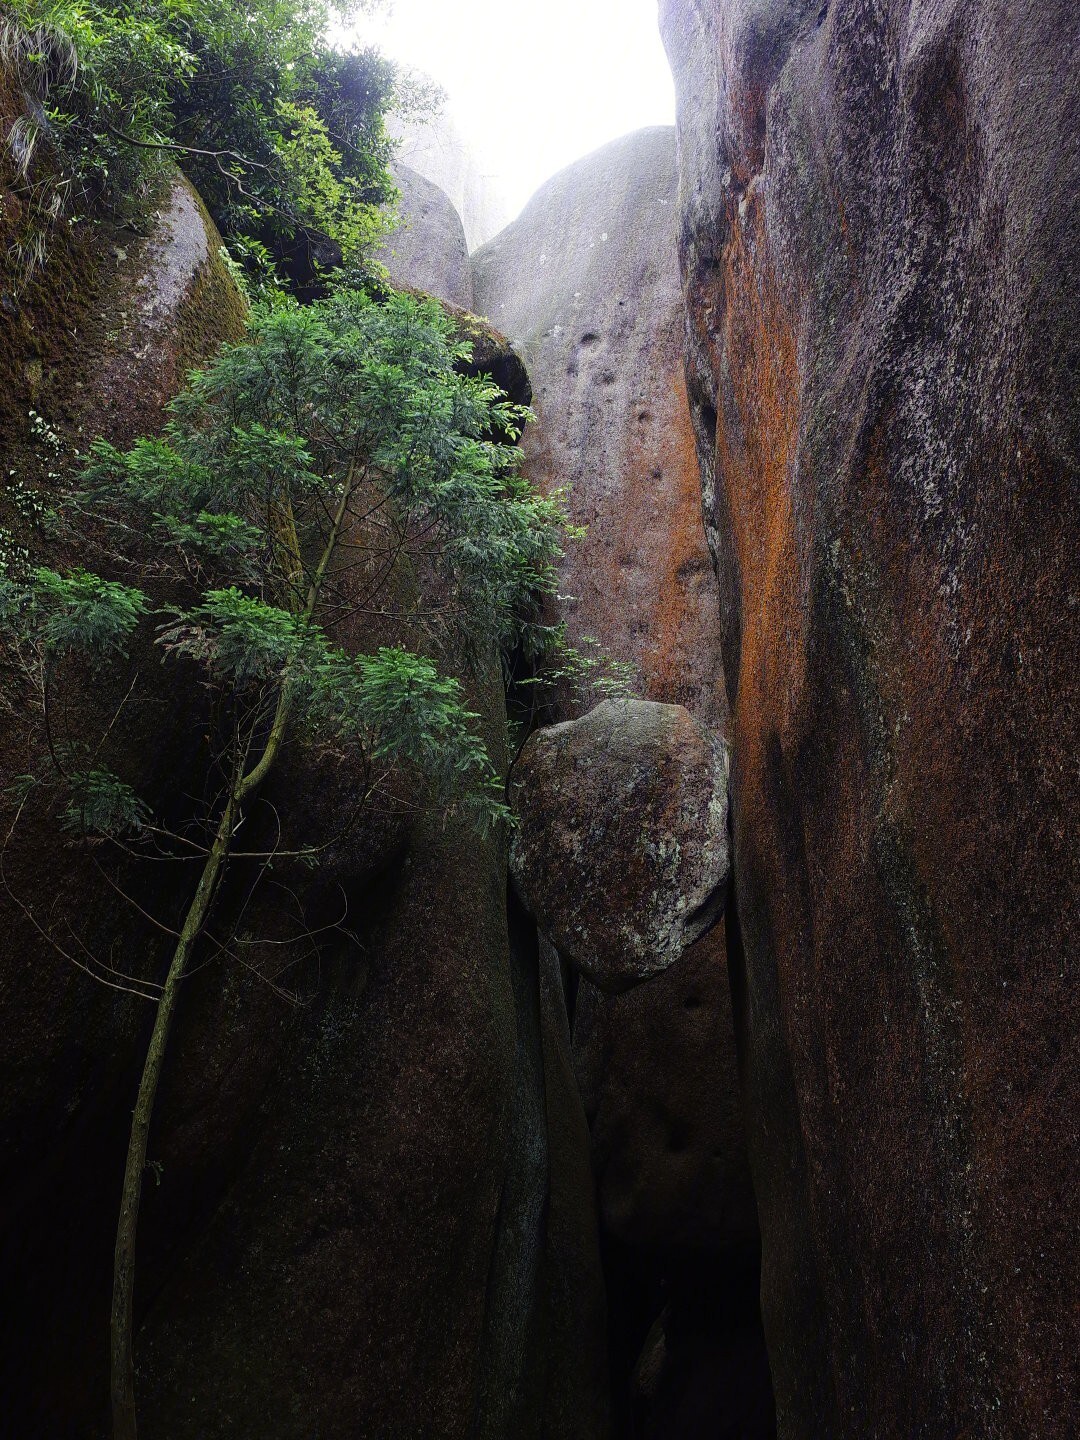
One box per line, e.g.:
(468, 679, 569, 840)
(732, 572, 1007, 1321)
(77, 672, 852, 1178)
(390, 110, 509, 252)
(660, 1, 1079, 1435)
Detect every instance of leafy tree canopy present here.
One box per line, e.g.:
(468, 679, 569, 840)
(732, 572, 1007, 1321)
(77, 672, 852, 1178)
(2, 0, 431, 284)
(3, 287, 568, 833)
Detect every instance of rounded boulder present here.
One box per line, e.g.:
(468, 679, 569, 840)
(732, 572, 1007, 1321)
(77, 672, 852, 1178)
(510, 699, 730, 991)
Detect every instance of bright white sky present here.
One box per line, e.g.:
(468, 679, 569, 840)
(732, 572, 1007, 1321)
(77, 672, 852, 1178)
(345, 0, 675, 221)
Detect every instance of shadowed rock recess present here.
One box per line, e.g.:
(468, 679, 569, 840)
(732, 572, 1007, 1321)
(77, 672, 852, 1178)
(2, 3, 1077, 1436)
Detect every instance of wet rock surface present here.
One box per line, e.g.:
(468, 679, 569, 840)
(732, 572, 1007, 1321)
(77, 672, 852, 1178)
(661, 0, 1080, 1435)
(510, 699, 730, 992)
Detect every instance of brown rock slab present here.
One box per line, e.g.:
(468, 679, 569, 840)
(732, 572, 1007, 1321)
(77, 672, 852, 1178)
(661, 0, 1080, 1434)
(572, 942, 756, 1256)
(0, 141, 603, 1437)
(0, 161, 249, 1432)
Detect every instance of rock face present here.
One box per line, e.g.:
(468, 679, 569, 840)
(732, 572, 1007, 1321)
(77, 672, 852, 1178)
(1, 170, 247, 461)
(660, 2, 1080, 1436)
(510, 699, 730, 991)
(0, 165, 249, 1433)
(475, 129, 770, 1435)
(138, 662, 607, 1440)
(472, 128, 724, 717)
(377, 161, 473, 308)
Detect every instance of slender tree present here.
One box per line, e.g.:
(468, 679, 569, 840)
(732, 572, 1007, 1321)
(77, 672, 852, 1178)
(0, 287, 569, 1440)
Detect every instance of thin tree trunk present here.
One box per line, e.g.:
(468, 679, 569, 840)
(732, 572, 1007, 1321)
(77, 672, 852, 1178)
(110, 461, 357, 1438)
(110, 792, 237, 1440)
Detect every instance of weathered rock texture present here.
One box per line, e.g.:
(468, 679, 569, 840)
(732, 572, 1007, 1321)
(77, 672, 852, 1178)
(572, 946, 757, 1257)
(472, 128, 724, 718)
(1, 170, 247, 465)
(377, 161, 473, 308)
(137, 664, 606, 1440)
(475, 128, 770, 1435)
(660, 1, 1080, 1436)
(510, 699, 730, 990)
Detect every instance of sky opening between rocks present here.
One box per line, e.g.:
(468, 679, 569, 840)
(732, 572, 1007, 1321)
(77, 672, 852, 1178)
(345, 0, 676, 227)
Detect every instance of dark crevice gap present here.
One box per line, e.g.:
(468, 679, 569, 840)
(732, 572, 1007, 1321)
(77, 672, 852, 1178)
(470, 888, 549, 1438)
(603, 1238, 775, 1440)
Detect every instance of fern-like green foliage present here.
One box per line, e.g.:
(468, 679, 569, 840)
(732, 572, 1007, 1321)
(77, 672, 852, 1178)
(88, 289, 566, 648)
(5, 288, 568, 836)
(27, 568, 149, 658)
(62, 769, 151, 836)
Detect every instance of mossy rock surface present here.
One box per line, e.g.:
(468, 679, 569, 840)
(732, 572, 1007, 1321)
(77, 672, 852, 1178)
(0, 95, 252, 1427)
(1, 166, 248, 493)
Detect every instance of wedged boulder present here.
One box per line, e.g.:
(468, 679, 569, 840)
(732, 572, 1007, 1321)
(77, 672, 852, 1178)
(510, 699, 730, 992)
(661, 1, 1080, 1435)
(377, 161, 473, 308)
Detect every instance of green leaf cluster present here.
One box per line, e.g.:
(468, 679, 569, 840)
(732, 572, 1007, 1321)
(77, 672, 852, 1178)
(62, 768, 151, 835)
(88, 290, 565, 645)
(2, 0, 413, 283)
(8, 288, 567, 833)
(9, 566, 150, 658)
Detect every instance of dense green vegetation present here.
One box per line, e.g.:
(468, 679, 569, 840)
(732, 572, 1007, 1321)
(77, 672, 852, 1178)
(3, 289, 561, 831)
(1, 0, 437, 285)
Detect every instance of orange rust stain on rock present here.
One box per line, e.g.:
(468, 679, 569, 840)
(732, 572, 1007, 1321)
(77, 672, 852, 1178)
(714, 187, 805, 768)
(529, 349, 726, 725)
(641, 366, 725, 714)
